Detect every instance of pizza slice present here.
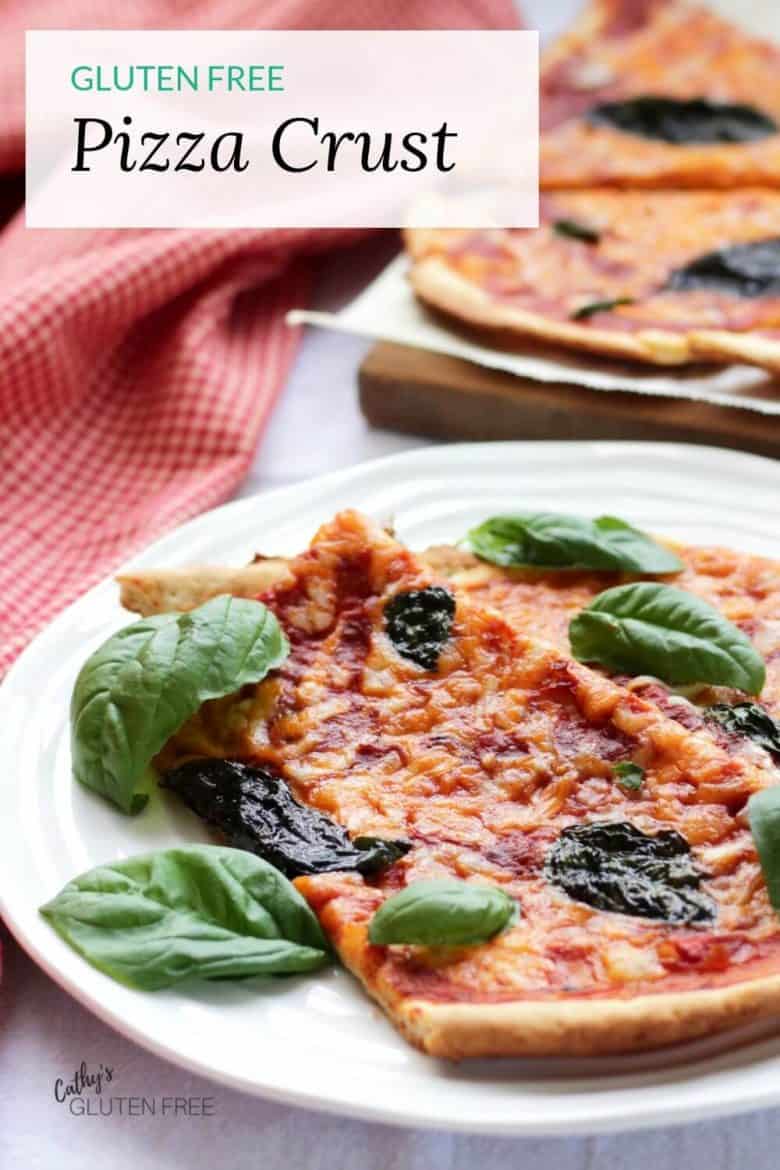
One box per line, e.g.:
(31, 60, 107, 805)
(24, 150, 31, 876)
(540, 0, 780, 189)
(119, 525, 780, 737)
(424, 538, 780, 731)
(405, 189, 780, 368)
(143, 510, 780, 1058)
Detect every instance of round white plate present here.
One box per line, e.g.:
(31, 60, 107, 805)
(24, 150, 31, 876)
(3, 440, 780, 1137)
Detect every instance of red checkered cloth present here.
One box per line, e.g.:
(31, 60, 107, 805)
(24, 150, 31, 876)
(0, 0, 519, 675)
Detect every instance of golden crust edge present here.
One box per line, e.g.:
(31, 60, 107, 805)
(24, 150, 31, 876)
(539, 131, 780, 191)
(407, 255, 699, 367)
(392, 976, 780, 1059)
(689, 329, 780, 373)
(117, 561, 293, 616)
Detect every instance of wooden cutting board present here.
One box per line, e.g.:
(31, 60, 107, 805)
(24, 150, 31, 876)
(359, 341, 780, 459)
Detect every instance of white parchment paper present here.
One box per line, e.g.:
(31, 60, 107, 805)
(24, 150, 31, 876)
(288, 257, 780, 418)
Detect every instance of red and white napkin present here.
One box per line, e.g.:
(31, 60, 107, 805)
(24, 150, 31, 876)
(0, 0, 519, 675)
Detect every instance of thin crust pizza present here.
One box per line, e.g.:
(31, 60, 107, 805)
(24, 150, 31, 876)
(424, 539, 780, 724)
(127, 511, 780, 1058)
(119, 530, 780, 739)
(405, 190, 780, 369)
(540, 0, 780, 189)
(404, 2, 780, 371)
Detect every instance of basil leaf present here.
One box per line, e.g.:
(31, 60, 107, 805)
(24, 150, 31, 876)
(613, 762, 644, 791)
(162, 758, 411, 878)
(587, 96, 778, 145)
(666, 238, 780, 299)
(571, 297, 634, 320)
(71, 596, 289, 814)
(368, 879, 516, 947)
(748, 787, 780, 914)
(384, 587, 455, 670)
(546, 822, 714, 925)
(40, 845, 330, 990)
(569, 583, 766, 695)
(707, 702, 780, 759)
(466, 512, 682, 573)
(553, 218, 600, 244)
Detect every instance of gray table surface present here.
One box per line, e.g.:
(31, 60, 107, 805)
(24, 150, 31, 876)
(6, 2, 779, 1163)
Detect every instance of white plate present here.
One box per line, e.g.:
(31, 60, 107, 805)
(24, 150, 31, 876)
(3, 441, 780, 1137)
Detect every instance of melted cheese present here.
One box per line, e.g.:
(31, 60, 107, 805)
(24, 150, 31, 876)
(165, 511, 780, 1010)
(426, 540, 780, 726)
(409, 190, 780, 334)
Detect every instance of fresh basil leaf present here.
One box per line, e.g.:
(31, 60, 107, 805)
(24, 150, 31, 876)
(40, 844, 330, 990)
(553, 218, 600, 244)
(748, 787, 780, 914)
(706, 702, 780, 759)
(571, 297, 634, 320)
(71, 596, 289, 814)
(569, 582, 766, 695)
(368, 879, 516, 947)
(466, 513, 682, 573)
(613, 762, 644, 791)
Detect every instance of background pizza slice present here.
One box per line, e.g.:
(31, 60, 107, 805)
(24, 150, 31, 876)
(541, 0, 780, 188)
(151, 511, 780, 1058)
(405, 189, 780, 368)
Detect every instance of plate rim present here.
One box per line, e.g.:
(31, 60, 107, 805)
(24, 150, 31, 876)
(4, 438, 780, 1137)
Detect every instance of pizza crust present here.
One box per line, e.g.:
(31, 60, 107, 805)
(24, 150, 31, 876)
(689, 329, 780, 372)
(394, 977, 780, 1058)
(409, 253, 696, 366)
(117, 560, 292, 616)
(329, 882, 780, 1058)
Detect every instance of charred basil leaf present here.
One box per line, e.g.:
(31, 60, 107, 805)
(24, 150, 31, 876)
(466, 512, 682, 573)
(162, 758, 411, 879)
(571, 297, 634, 320)
(384, 586, 455, 670)
(546, 822, 715, 925)
(613, 762, 644, 791)
(40, 844, 330, 990)
(587, 96, 778, 144)
(553, 218, 600, 244)
(665, 238, 780, 298)
(368, 879, 516, 947)
(706, 702, 780, 759)
(748, 787, 780, 914)
(569, 582, 766, 695)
